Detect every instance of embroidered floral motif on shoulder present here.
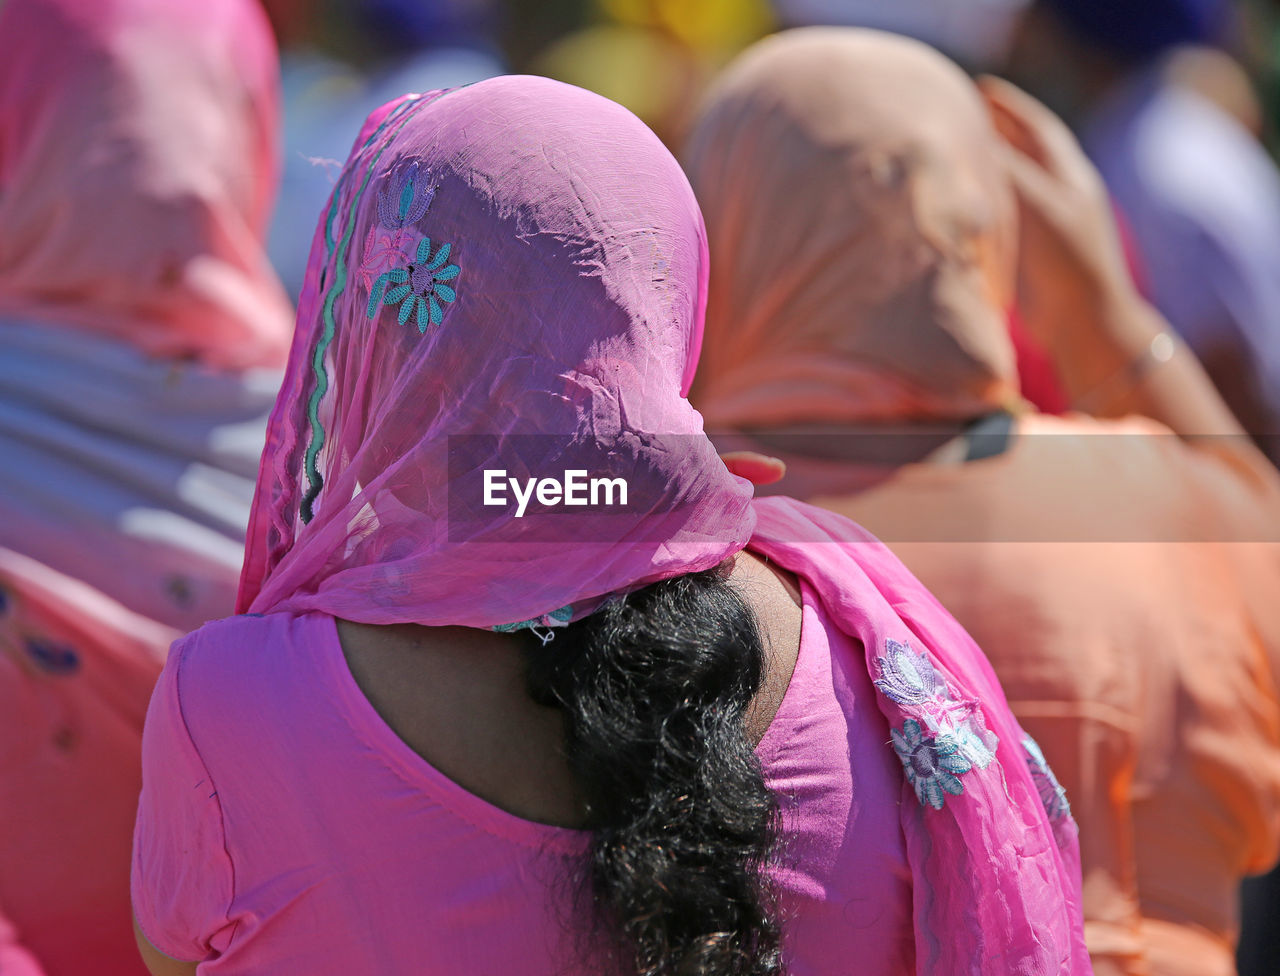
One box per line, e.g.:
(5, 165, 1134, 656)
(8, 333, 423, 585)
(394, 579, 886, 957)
(1022, 734, 1072, 822)
(875, 638, 998, 809)
(892, 719, 971, 810)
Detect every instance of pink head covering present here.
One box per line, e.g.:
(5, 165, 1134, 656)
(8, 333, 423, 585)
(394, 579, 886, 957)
(237, 78, 755, 627)
(0, 0, 292, 370)
(684, 28, 1022, 427)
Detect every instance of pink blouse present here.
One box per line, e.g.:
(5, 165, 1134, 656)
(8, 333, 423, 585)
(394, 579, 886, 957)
(132, 577, 915, 973)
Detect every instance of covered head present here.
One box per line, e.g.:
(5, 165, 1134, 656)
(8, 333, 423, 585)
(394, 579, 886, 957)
(0, 0, 292, 369)
(237, 77, 755, 628)
(685, 27, 1021, 428)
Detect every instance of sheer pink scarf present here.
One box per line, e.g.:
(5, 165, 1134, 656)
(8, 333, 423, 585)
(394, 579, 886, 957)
(0, 0, 292, 370)
(236, 77, 1089, 972)
(237, 78, 755, 626)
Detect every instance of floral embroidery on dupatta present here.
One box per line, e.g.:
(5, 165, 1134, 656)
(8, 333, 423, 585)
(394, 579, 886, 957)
(300, 94, 431, 524)
(875, 638, 998, 809)
(367, 236, 460, 332)
(491, 604, 574, 634)
(357, 160, 435, 289)
(361, 160, 461, 333)
(1022, 734, 1072, 822)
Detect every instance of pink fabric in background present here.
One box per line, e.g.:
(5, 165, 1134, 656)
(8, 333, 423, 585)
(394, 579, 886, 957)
(0, 549, 173, 976)
(0, 913, 44, 976)
(0, 1, 286, 971)
(1009, 308, 1071, 414)
(0, 0, 292, 633)
(1009, 206, 1149, 415)
(0, 0, 292, 370)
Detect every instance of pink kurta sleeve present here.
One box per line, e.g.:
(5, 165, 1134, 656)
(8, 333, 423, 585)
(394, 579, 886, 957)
(131, 637, 236, 963)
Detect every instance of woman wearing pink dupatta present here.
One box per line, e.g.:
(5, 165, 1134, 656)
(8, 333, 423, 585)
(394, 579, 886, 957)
(132, 76, 1088, 975)
(0, 0, 289, 972)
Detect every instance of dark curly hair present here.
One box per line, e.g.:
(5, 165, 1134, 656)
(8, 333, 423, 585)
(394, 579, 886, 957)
(522, 565, 784, 976)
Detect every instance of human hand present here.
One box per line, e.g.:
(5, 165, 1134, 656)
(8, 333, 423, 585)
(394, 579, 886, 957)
(719, 451, 786, 486)
(978, 75, 1140, 354)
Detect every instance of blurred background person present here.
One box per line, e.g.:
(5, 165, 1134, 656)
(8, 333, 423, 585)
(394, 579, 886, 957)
(261, 0, 505, 300)
(0, 553, 173, 976)
(1005, 0, 1280, 460)
(686, 28, 1280, 976)
(0, 0, 292, 970)
(0, 0, 291, 635)
(530, 0, 774, 150)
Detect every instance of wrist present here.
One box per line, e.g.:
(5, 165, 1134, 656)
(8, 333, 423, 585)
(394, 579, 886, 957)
(1044, 287, 1167, 399)
(1071, 330, 1177, 414)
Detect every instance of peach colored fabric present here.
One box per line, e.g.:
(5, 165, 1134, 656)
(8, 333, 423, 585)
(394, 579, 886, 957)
(0, 0, 292, 370)
(744, 412, 1280, 976)
(0, 548, 173, 976)
(687, 27, 1280, 976)
(683, 28, 1021, 427)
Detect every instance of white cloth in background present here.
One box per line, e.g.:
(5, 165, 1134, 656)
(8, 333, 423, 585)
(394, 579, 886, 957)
(0, 322, 280, 633)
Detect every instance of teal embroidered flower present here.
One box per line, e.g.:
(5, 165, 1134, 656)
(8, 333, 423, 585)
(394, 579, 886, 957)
(1023, 735, 1071, 822)
(891, 718, 972, 810)
(367, 235, 460, 333)
(492, 604, 574, 634)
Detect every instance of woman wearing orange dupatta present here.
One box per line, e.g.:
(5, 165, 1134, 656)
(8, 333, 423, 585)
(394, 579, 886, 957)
(687, 28, 1280, 976)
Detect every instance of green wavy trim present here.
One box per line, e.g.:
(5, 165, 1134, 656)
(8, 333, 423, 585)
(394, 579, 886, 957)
(300, 95, 428, 523)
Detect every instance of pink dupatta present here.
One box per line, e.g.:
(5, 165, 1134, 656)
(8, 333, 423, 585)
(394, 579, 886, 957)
(750, 498, 1088, 973)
